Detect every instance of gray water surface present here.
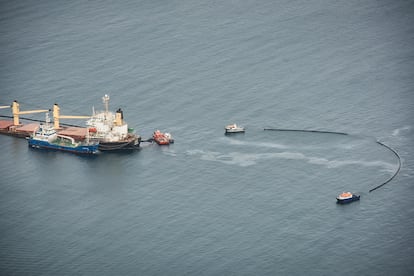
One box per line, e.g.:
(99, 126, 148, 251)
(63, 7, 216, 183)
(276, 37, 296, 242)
(1, 1, 413, 275)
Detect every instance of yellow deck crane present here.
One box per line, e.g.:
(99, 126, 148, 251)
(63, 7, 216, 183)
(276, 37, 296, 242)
(12, 100, 49, 125)
(53, 104, 91, 129)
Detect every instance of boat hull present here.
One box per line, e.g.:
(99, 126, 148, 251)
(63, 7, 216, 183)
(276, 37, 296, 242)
(98, 136, 141, 151)
(154, 139, 169, 145)
(28, 138, 99, 154)
(225, 129, 245, 134)
(336, 195, 360, 204)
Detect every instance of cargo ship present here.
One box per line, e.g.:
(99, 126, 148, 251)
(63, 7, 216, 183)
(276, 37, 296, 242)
(1, 96, 141, 151)
(27, 113, 99, 155)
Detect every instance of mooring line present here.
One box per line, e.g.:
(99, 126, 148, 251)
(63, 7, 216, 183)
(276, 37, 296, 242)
(264, 128, 401, 192)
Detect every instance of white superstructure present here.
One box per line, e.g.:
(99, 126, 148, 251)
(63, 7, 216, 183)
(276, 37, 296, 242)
(86, 95, 138, 144)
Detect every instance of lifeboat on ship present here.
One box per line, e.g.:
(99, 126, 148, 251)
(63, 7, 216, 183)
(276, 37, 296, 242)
(153, 130, 171, 145)
(336, 192, 360, 204)
(88, 127, 97, 133)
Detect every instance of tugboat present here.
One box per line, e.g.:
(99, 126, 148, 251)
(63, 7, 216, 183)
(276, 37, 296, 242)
(336, 192, 360, 204)
(225, 123, 245, 134)
(86, 95, 141, 151)
(28, 113, 99, 154)
(152, 130, 173, 145)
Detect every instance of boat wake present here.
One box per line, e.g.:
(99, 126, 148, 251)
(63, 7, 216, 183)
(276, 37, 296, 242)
(392, 125, 411, 137)
(186, 149, 396, 172)
(221, 137, 289, 149)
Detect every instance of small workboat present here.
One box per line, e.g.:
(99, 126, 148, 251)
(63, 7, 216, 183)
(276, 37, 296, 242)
(28, 113, 99, 154)
(152, 130, 173, 145)
(336, 192, 360, 204)
(225, 123, 245, 134)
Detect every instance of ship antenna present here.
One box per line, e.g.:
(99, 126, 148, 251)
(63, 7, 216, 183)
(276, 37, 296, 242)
(103, 94, 110, 114)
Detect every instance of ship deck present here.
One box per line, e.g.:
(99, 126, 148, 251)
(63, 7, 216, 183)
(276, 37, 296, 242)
(0, 120, 88, 140)
(57, 127, 87, 140)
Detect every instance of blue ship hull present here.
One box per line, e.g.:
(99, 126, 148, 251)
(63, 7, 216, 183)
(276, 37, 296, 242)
(28, 138, 99, 154)
(336, 195, 360, 204)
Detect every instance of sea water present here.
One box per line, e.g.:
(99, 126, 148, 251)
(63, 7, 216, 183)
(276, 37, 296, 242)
(0, 0, 413, 275)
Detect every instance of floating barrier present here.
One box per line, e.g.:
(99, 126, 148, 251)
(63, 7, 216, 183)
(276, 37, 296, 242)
(264, 128, 401, 192)
(368, 141, 401, 192)
(264, 128, 348, 135)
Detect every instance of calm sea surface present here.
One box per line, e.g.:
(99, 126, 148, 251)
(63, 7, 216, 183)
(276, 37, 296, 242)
(1, 0, 413, 275)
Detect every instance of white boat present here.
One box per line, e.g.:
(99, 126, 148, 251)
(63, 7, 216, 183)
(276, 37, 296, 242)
(225, 123, 245, 134)
(336, 192, 360, 204)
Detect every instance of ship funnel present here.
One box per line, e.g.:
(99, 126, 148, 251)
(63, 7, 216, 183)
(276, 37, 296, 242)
(115, 108, 123, 126)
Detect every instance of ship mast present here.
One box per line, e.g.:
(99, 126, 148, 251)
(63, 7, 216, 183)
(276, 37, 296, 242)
(103, 94, 110, 115)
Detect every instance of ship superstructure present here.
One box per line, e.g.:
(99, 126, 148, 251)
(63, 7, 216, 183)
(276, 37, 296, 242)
(86, 95, 141, 150)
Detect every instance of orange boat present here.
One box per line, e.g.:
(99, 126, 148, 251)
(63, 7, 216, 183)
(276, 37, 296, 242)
(336, 192, 360, 204)
(152, 130, 171, 145)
